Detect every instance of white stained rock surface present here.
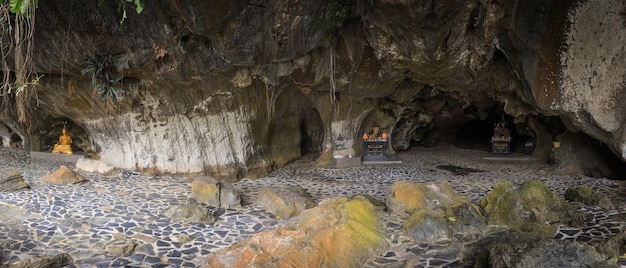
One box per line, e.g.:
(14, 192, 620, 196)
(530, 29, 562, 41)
(560, 0, 626, 159)
(76, 158, 119, 176)
(83, 109, 257, 175)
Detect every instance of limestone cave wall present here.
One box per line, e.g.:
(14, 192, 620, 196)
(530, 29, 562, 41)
(0, 0, 624, 180)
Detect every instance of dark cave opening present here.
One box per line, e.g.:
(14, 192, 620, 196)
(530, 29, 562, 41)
(10, 133, 23, 148)
(454, 116, 496, 152)
(454, 109, 534, 154)
(299, 108, 324, 156)
(0, 122, 22, 148)
(40, 118, 86, 154)
(300, 120, 314, 154)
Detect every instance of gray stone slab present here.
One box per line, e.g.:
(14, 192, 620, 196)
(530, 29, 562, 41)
(332, 157, 361, 168)
(30, 151, 83, 163)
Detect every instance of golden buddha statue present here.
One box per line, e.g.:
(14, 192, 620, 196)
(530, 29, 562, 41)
(52, 125, 73, 155)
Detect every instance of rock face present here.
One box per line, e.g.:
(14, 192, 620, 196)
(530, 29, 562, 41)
(0, 169, 29, 192)
(42, 165, 87, 184)
(557, 0, 626, 161)
(205, 197, 388, 268)
(548, 132, 626, 179)
(387, 181, 485, 242)
(254, 186, 316, 219)
(480, 180, 575, 236)
(0, 0, 623, 179)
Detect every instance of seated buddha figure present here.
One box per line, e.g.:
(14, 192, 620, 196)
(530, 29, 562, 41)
(52, 126, 73, 155)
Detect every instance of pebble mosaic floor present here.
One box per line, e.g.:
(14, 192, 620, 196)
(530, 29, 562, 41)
(1, 145, 626, 267)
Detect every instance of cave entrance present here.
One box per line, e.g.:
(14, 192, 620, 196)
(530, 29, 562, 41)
(300, 108, 324, 155)
(39, 118, 86, 155)
(454, 109, 533, 154)
(453, 114, 494, 152)
(10, 133, 23, 148)
(0, 123, 22, 148)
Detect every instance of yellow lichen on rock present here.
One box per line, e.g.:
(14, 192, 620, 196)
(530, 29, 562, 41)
(204, 197, 389, 268)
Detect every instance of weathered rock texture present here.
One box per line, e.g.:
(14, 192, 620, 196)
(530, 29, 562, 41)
(5, 253, 74, 268)
(564, 185, 613, 208)
(42, 165, 87, 184)
(190, 176, 242, 209)
(476, 239, 610, 268)
(106, 239, 139, 257)
(76, 158, 119, 176)
(254, 185, 316, 219)
(557, 0, 626, 161)
(549, 131, 626, 178)
(205, 197, 388, 267)
(387, 181, 486, 242)
(0, 169, 29, 192)
(480, 180, 576, 236)
(0, 0, 623, 179)
(163, 202, 216, 224)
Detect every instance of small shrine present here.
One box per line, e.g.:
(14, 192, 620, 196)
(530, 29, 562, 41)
(362, 122, 389, 162)
(52, 125, 73, 155)
(491, 119, 511, 154)
(332, 135, 360, 168)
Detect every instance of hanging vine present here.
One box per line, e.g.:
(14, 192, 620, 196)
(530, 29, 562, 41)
(0, 0, 144, 125)
(0, 0, 38, 125)
(322, 0, 355, 117)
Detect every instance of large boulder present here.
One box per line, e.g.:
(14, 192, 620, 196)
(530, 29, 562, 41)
(218, 183, 243, 210)
(42, 165, 87, 184)
(387, 181, 469, 217)
(480, 180, 576, 236)
(191, 176, 242, 209)
(7, 253, 74, 268)
(205, 197, 389, 268)
(163, 202, 216, 224)
(0, 169, 29, 192)
(387, 181, 486, 242)
(476, 239, 610, 268)
(564, 185, 613, 208)
(254, 185, 316, 219)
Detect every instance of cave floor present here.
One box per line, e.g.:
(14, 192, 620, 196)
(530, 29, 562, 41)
(1, 145, 626, 267)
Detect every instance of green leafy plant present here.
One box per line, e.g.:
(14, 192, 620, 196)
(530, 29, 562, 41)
(81, 53, 125, 104)
(98, 0, 144, 26)
(4, 0, 143, 21)
(4, 0, 38, 17)
(1, 0, 143, 123)
(322, 0, 355, 47)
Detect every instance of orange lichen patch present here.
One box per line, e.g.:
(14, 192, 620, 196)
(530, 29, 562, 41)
(390, 181, 425, 213)
(204, 198, 388, 268)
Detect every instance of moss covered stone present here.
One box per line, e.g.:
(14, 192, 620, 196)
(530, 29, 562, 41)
(480, 180, 575, 235)
(564, 185, 613, 208)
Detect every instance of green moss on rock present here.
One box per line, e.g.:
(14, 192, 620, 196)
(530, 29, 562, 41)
(480, 180, 575, 235)
(564, 185, 612, 208)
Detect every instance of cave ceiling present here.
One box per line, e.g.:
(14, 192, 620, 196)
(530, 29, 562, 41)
(0, 0, 623, 179)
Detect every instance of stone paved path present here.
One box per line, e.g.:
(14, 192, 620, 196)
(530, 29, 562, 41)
(1, 145, 626, 267)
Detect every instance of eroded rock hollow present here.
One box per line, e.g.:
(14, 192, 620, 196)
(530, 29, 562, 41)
(0, 0, 624, 180)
